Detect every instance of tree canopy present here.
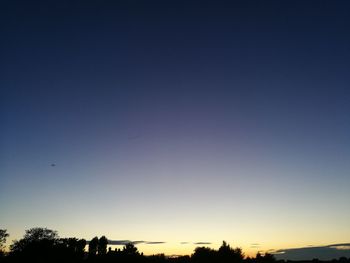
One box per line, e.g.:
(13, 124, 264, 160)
(0, 229, 9, 255)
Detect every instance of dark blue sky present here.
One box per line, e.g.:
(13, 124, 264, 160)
(1, 0, 350, 257)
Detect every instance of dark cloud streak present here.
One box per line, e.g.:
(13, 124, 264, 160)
(88, 240, 166, 245)
(274, 243, 350, 260)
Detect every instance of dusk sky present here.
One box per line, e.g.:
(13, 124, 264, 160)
(1, 1, 350, 258)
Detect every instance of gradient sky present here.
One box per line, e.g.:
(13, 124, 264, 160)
(1, 0, 350, 258)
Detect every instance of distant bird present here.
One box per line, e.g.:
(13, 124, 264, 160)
(51, 164, 56, 167)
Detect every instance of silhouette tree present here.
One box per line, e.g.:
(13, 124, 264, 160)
(218, 241, 244, 263)
(58, 237, 86, 260)
(76, 238, 87, 257)
(10, 227, 58, 253)
(98, 236, 108, 256)
(0, 229, 9, 256)
(262, 253, 276, 263)
(0, 230, 9, 247)
(170, 255, 191, 263)
(20, 228, 57, 243)
(0, 227, 286, 263)
(192, 246, 216, 263)
(123, 242, 139, 256)
(255, 252, 276, 263)
(89, 236, 99, 257)
(9, 227, 59, 262)
(147, 253, 168, 263)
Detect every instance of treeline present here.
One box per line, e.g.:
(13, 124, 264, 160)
(0, 228, 349, 263)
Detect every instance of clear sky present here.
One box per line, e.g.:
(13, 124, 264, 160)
(1, 0, 350, 258)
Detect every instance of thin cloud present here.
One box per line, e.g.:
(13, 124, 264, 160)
(250, 243, 261, 248)
(105, 240, 165, 245)
(327, 243, 350, 250)
(107, 240, 135, 245)
(131, 241, 145, 245)
(193, 242, 212, 245)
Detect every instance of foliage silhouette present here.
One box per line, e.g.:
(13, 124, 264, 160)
(123, 242, 140, 256)
(2, 228, 350, 263)
(246, 252, 276, 263)
(218, 241, 244, 263)
(0, 229, 9, 257)
(57, 238, 86, 261)
(9, 227, 60, 262)
(98, 236, 108, 256)
(89, 237, 99, 258)
(0, 230, 9, 248)
(10, 228, 58, 252)
(191, 241, 244, 263)
(192, 246, 217, 263)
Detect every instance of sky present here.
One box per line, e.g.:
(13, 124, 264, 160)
(1, 0, 350, 259)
